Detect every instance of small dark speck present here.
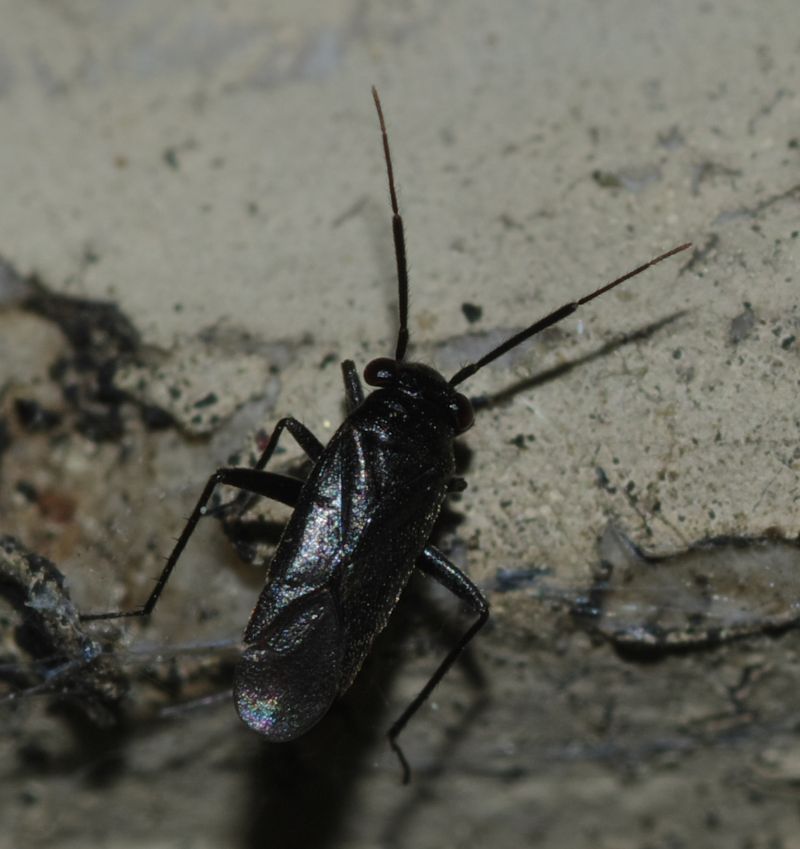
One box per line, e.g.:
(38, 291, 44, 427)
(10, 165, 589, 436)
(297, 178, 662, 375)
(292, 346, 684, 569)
(509, 434, 527, 450)
(498, 212, 523, 231)
(193, 392, 218, 409)
(14, 398, 61, 432)
(657, 125, 685, 150)
(18, 743, 52, 771)
(789, 138, 799, 149)
(462, 302, 483, 324)
(782, 335, 795, 350)
(15, 480, 38, 502)
(173, 302, 183, 313)
(163, 147, 180, 170)
(595, 466, 617, 493)
(672, 348, 682, 359)
(77, 411, 122, 442)
(168, 385, 182, 400)
(729, 303, 755, 345)
(140, 405, 174, 430)
(592, 169, 622, 189)
(197, 606, 221, 623)
(319, 352, 337, 369)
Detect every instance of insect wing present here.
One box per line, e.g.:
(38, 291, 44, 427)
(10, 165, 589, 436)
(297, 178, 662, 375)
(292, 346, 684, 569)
(238, 403, 452, 730)
(234, 589, 342, 741)
(243, 416, 444, 637)
(333, 425, 453, 687)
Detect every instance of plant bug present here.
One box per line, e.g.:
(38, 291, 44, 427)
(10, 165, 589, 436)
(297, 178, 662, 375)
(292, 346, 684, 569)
(82, 87, 690, 782)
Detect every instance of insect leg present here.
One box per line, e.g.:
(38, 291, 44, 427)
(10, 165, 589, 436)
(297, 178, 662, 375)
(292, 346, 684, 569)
(253, 416, 324, 470)
(81, 468, 302, 622)
(447, 477, 467, 493)
(208, 468, 302, 504)
(207, 416, 322, 524)
(388, 545, 489, 783)
(83, 417, 320, 621)
(341, 359, 364, 412)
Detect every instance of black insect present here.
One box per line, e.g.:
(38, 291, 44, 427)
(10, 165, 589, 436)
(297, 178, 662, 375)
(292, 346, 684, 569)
(82, 88, 690, 782)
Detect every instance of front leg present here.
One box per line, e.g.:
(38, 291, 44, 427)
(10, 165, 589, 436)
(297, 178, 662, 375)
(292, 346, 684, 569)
(254, 416, 324, 470)
(82, 416, 322, 622)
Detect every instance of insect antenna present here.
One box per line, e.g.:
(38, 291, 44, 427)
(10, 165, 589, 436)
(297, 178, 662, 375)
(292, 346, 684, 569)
(449, 242, 692, 387)
(372, 86, 410, 362)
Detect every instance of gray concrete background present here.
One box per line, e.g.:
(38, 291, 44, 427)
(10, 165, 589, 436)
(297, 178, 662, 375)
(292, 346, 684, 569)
(0, 2, 798, 848)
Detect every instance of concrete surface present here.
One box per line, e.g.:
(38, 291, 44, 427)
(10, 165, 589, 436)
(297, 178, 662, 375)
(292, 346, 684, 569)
(1, 1, 799, 847)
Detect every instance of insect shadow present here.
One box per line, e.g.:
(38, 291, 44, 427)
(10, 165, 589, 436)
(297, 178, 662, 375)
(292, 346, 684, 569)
(474, 309, 688, 413)
(238, 582, 489, 848)
(80, 87, 690, 783)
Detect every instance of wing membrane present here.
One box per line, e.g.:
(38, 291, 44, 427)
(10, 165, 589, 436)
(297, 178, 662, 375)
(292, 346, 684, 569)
(234, 590, 341, 741)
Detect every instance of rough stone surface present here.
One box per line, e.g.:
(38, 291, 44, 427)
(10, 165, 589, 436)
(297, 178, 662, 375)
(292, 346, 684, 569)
(1, 1, 799, 847)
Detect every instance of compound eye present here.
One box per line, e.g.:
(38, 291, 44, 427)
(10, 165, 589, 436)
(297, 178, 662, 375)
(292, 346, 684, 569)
(364, 357, 397, 387)
(452, 392, 474, 432)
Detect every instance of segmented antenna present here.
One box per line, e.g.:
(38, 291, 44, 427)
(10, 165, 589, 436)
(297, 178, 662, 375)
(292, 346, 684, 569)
(448, 242, 692, 386)
(372, 86, 410, 362)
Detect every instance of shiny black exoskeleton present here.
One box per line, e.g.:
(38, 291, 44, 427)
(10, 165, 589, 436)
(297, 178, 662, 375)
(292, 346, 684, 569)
(233, 358, 480, 761)
(82, 88, 690, 782)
